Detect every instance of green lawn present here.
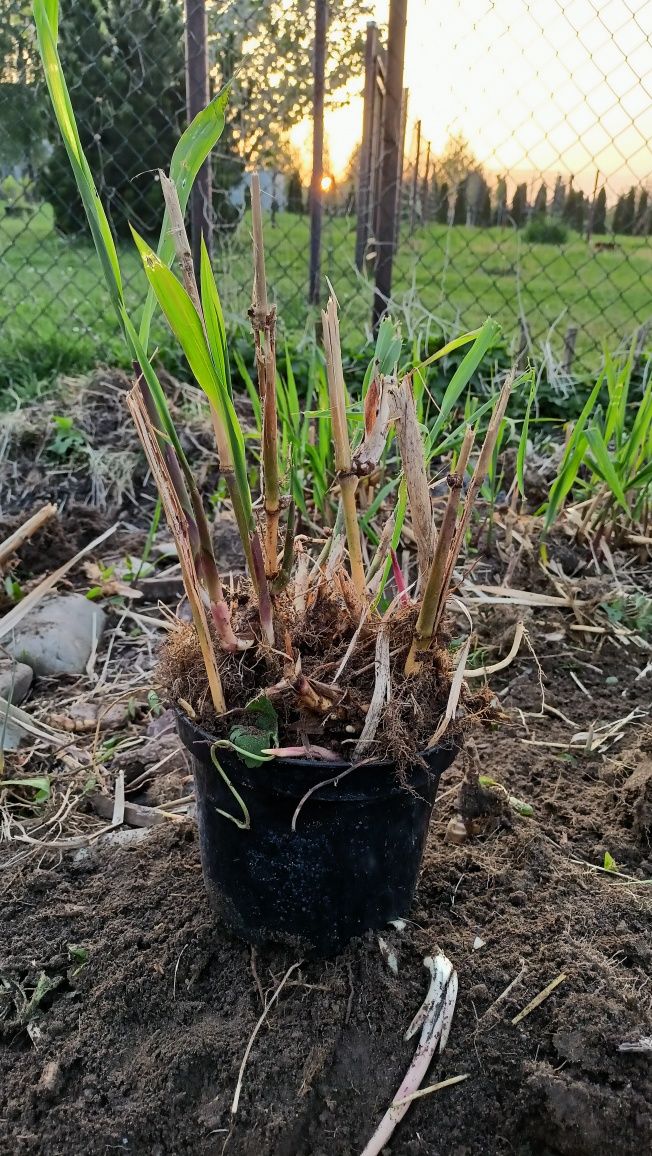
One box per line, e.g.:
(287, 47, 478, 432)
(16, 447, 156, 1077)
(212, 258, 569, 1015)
(1, 202, 651, 393)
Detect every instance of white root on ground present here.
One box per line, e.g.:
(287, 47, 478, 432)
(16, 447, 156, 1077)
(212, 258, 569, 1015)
(360, 953, 459, 1156)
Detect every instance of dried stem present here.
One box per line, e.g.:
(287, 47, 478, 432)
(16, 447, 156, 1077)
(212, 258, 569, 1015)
(0, 504, 57, 569)
(405, 465, 465, 675)
(322, 294, 366, 597)
(250, 172, 280, 576)
(127, 384, 226, 713)
(390, 374, 436, 590)
(250, 532, 275, 646)
(365, 508, 395, 591)
(435, 370, 515, 630)
(272, 499, 296, 593)
(134, 366, 240, 646)
(159, 171, 201, 312)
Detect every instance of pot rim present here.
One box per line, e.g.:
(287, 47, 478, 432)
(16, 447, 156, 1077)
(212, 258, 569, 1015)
(176, 707, 460, 775)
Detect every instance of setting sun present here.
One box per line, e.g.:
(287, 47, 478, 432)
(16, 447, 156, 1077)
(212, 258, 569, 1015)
(291, 0, 652, 196)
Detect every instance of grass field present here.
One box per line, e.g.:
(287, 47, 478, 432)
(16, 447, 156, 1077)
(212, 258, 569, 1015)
(1, 201, 651, 392)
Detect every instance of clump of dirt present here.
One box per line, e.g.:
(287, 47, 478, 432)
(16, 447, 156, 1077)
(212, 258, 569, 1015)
(159, 580, 495, 765)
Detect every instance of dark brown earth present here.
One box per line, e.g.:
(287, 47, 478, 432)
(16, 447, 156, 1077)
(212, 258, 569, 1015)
(1, 636, 651, 1156)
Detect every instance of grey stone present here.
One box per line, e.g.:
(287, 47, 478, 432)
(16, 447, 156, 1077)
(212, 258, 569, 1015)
(0, 657, 34, 750)
(4, 594, 107, 677)
(0, 656, 33, 705)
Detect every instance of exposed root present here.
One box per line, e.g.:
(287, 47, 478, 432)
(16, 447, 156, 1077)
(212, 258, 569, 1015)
(160, 579, 496, 767)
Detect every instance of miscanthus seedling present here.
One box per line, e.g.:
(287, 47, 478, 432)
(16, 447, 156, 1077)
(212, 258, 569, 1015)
(35, 0, 523, 764)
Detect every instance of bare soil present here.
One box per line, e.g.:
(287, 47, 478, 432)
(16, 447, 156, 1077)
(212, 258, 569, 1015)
(1, 637, 650, 1156)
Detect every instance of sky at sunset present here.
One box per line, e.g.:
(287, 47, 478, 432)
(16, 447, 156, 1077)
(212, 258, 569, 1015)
(292, 0, 652, 196)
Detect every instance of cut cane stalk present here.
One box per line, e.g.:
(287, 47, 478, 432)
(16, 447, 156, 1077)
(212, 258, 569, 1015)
(250, 173, 281, 576)
(127, 385, 226, 713)
(322, 294, 366, 599)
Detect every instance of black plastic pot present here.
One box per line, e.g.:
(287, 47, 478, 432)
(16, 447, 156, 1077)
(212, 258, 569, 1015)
(177, 711, 458, 956)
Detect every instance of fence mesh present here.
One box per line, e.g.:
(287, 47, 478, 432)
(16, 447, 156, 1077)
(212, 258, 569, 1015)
(1, 0, 651, 390)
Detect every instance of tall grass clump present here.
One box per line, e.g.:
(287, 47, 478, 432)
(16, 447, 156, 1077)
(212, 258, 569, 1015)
(35, 0, 529, 762)
(541, 341, 652, 546)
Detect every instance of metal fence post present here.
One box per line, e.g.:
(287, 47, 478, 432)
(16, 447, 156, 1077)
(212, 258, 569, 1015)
(309, 0, 328, 306)
(562, 324, 578, 374)
(372, 0, 408, 333)
(184, 0, 212, 275)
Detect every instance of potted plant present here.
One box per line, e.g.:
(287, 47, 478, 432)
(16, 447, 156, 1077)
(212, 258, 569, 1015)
(35, 0, 515, 954)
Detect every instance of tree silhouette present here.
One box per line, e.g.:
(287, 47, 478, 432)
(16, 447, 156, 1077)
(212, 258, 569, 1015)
(511, 183, 528, 227)
(533, 183, 547, 217)
(636, 189, 649, 235)
(435, 182, 449, 224)
(286, 170, 304, 214)
(551, 175, 566, 217)
(592, 187, 607, 235)
(494, 176, 507, 225)
(453, 179, 467, 225)
(613, 187, 637, 235)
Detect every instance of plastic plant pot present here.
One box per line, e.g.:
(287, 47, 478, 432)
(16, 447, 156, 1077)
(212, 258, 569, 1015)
(177, 710, 459, 956)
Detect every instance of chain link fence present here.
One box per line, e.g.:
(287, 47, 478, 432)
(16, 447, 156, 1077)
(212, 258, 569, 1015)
(1, 0, 651, 391)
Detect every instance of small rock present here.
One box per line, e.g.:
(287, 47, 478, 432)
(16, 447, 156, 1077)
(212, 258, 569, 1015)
(444, 814, 468, 844)
(605, 675, 619, 686)
(4, 594, 106, 677)
(72, 826, 153, 863)
(472, 936, 486, 951)
(0, 656, 33, 705)
(0, 657, 34, 750)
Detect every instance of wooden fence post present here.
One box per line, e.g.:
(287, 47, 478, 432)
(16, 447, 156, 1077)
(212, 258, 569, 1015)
(309, 0, 327, 305)
(184, 0, 212, 275)
(355, 22, 378, 272)
(372, 0, 408, 333)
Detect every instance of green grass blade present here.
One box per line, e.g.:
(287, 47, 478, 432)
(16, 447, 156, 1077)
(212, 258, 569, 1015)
(516, 369, 538, 497)
(283, 342, 301, 436)
(429, 319, 501, 445)
(233, 349, 262, 431)
(542, 374, 604, 530)
(627, 459, 652, 492)
(412, 326, 486, 374)
(426, 391, 497, 459)
(372, 476, 408, 606)
(139, 84, 231, 348)
(33, 0, 123, 318)
(374, 317, 403, 375)
(120, 310, 186, 457)
(132, 231, 253, 530)
(359, 477, 400, 542)
(200, 237, 233, 398)
(584, 426, 628, 511)
(621, 379, 652, 475)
